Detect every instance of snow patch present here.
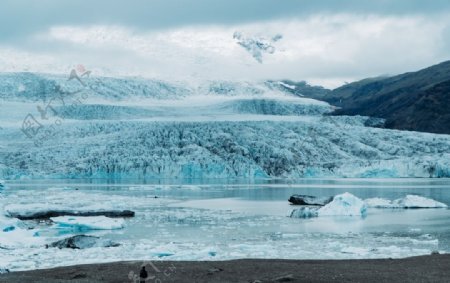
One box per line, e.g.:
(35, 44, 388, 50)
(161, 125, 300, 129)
(278, 81, 296, 90)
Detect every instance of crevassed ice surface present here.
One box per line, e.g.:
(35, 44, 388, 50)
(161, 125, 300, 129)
(0, 73, 449, 180)
(1, 179, 450, 271)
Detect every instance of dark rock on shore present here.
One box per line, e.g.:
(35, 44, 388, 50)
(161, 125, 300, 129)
(273, 274, 295, 282)
(11, 210, 135, 220)
(46, 235, 120, 249)
(288, 195, 333, 206)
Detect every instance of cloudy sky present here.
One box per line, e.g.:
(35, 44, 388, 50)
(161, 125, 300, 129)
(1, 0, 450, 88)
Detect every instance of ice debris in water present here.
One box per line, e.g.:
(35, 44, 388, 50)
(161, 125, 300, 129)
(51, 216, 125, 231)
(291, 193, 448, 217)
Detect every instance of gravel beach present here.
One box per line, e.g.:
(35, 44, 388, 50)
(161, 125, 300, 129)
(1, 254, 449, 282)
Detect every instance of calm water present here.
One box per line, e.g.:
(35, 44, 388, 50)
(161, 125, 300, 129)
(2, 178, 450, 270)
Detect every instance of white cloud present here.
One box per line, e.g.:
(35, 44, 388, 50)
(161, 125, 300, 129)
(1, 13, 450, 88)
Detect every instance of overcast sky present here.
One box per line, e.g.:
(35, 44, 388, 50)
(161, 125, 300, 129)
(1, 0, 450, 88)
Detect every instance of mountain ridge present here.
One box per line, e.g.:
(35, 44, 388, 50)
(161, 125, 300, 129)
(282, 60, 450, 134)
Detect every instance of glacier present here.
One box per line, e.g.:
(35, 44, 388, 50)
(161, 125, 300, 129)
(1, 119, 449, 180)
(0, 72, 450, 180)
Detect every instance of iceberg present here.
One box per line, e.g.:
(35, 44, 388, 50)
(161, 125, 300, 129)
(318, 193, 367, 217)
(395, 195, 448, 208)
(290, 193, 367, 218)
(51, 216, 125, 231)
(290, 193, 447, 218)
(365, 195, 448, 209)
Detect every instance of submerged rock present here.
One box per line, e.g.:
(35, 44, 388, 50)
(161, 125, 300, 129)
(273, 274, 295, 282)
(288, 195, 333, 206)
(46, 235, 120, 249)
(10, 210, 135, 220)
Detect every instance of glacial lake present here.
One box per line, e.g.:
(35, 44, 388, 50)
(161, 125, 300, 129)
(1, 178, 450, 271)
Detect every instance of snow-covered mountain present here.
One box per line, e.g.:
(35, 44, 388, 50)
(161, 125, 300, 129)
(233, 31, 282, 63)
(0, 72, 449, 180)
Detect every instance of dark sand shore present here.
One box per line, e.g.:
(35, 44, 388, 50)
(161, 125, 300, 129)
(1, 254, 449, 282)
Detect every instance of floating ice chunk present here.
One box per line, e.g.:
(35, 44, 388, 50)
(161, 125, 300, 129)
(0, 223, 44, 248)
(394, 195, 447, 208)
(291, 193, 446, 218)
(318, 193, 367, 217)
(51, 216, 125, 231)
(365, 195, 447, 208)
(364, 197, 396, 208)
(290, 193, 367, 218)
